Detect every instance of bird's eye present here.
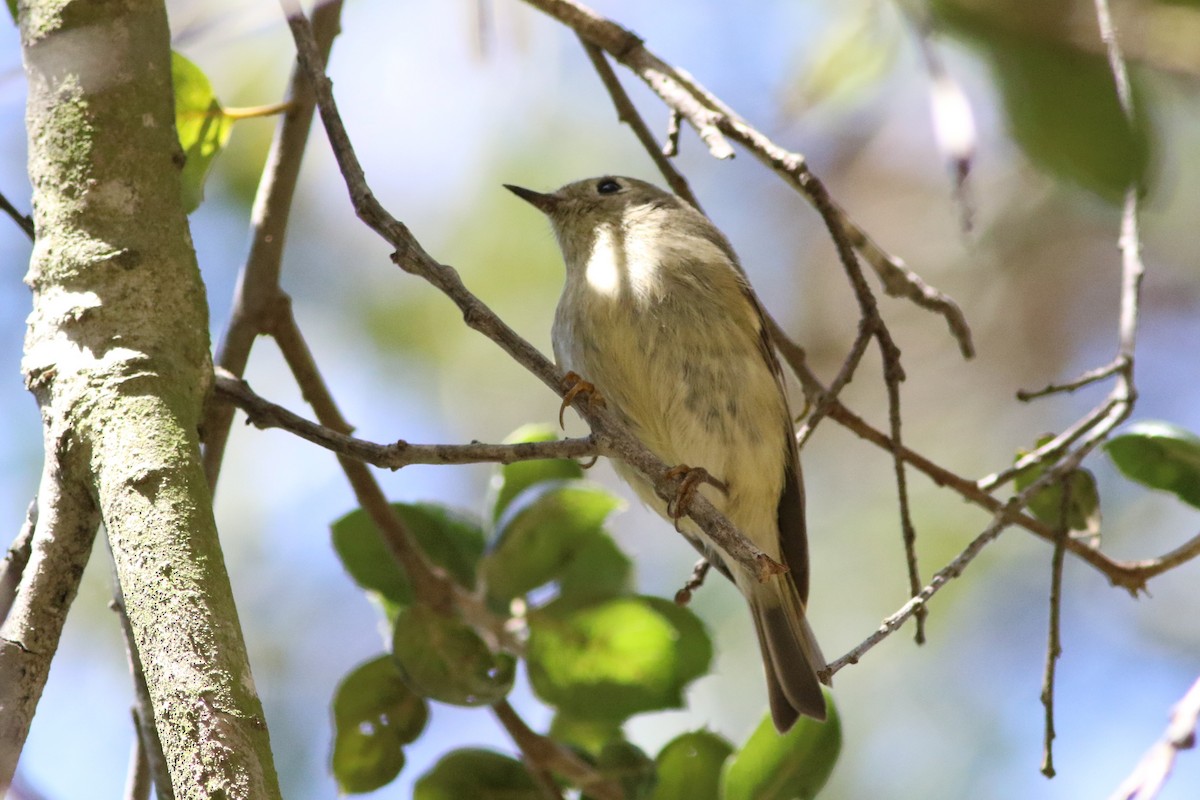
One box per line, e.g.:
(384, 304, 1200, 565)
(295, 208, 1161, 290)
(596, 178, 621, 195)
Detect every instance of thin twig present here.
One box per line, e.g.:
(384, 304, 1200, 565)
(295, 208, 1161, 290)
(0, 498, 37, 627)
(202, 0, 346, 489)
(1040, 476, 1071, 778)
(888, 373, 926, 645)
(111, 569, 174, 799)
(519, 0, 975, 358)
(794, 319, 874, 447)
(281, 0, 783, 582)
(268, 297, 457, 613)
(1017, 358, 1124, 401)
(663, 109, 682, 157)
(579, 38, 701, 210)
(828, 440, 1096, 676)
(123, 708, 151, 800)
(492, 700, 621, 800)
(674, 559, 712, 606)
(901, 6, 976, 232)
(215, 369, 599, 468)
(768, 320, 1195, 593)
(1107, 676, 1200, 800)
(0, 191, 34, 241)
(801, 172, 926, 641)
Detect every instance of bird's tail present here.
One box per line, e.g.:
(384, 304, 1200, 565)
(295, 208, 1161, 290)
(743, 571, 828, 732)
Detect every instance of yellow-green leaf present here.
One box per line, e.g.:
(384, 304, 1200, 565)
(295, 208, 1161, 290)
(172, 52, 232, 213)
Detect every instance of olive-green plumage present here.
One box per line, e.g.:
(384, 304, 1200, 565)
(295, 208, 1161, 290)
(507, 176, 827, 730)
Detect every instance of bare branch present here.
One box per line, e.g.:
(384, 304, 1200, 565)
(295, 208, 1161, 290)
(492, 700, 621, 800)
(111, 574, 173, 799)
(1108, 676, 1200, 800)
(0, 465, 98, 788)
(1040, 478, 1071, 778)
(769, 321, 1196, 592)
(214, 369, 599, 468)
(579, 38, 701, 210)
(519, 0, 975, 358)
(0, 190, 34, 241)
(828, 442, 1098, 676)
(0, 498, 37, 627)
(281, 0, 783, 582)
(202, 0, 346, 489)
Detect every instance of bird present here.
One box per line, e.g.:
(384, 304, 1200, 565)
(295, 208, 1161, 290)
(505, 175, 827, 731)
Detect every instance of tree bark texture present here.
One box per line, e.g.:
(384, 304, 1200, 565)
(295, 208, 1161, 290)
(11, 1, 282, 797)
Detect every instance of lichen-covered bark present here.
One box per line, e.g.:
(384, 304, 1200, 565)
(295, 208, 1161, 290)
(15, 1, 281, 797)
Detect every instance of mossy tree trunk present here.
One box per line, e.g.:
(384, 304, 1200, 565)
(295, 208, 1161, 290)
(1, 1, 282, 797)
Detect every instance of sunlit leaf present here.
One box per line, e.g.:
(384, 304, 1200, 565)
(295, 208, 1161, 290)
(171, 52, 233, 213)
(331, 656, 428, 794)
(489, 423, 585, 522)
(647, 730, 733, 800)
(1105, 421, 1200, 508)
(556, 530, 633, 605)
(526, 596, 712, 723)
(414, 749, 541, 800)
(548, 712, 625, 757)
(720, 693, 841, 800)
(392, 605, 514, 706)
(483, 481, 622, 603)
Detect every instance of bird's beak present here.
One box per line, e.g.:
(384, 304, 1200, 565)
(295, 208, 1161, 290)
(504, 184, 559, 214)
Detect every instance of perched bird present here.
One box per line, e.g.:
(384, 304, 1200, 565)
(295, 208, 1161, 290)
(506, 176, 827, 730)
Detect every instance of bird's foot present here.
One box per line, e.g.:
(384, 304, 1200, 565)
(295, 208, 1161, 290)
(559, 371, 605, 429)
(664, 464, 728, 530)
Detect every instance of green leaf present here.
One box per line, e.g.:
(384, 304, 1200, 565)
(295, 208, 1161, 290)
(934, 10, 1149, 200)
(526, 596, 712, 723)
(414, 749, 541, 800)
(392, 605, 515, 706)
(5, 0, 16, 24)
(556, 529, 633, 604)
(1013, 435, 1101, 534)
(332, 502, 485, 619)
(1105, 421, 1200, 508)
(331, 656, 428, 794)
(489, 423, 585, 522)
(171, 52, 233, 213)
(647, 730, 733, 800)
(720, 692, 841, 800)
(483, 481, 622, 603)
(586, 740, 656, 800)
(548, 712, 625, 757)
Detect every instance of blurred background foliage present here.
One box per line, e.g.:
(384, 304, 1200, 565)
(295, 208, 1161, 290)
(3, 0, 1200, 797)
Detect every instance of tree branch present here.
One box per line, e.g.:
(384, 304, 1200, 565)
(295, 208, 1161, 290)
(0, 498, 36, 627)
(201, 0, 346, 490)
(1108, 676, 1200, 800)
(520, 0, 975, 358)
(17, 2, 282, 795)
(281, 0, 783, 582)
(0, 463, 98, 790)
(213, 370, 599, 468)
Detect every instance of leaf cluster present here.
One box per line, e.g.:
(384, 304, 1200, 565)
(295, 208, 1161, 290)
(328, 424, 841, 797)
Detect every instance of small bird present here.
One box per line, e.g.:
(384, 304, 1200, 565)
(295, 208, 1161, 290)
(506, 176, 827, 730)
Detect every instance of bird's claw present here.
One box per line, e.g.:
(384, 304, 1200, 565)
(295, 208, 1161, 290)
(664, 464, 728, 530)
(559, 371, 605, 429)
